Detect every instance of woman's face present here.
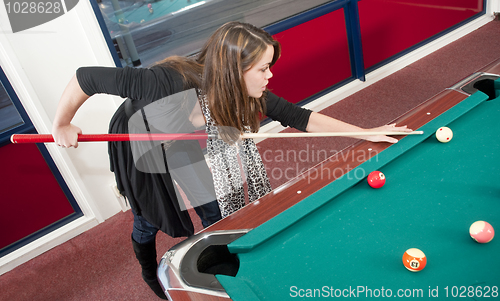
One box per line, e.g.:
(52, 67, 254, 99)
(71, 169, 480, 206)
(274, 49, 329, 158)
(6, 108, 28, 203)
(243, 45, 274, 98)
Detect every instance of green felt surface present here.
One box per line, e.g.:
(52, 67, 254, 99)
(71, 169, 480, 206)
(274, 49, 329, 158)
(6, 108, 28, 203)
(217, 90, 500, 300)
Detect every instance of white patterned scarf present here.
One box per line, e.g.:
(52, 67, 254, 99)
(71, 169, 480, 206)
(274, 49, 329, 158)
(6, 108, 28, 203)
(199, 93, 272, 217)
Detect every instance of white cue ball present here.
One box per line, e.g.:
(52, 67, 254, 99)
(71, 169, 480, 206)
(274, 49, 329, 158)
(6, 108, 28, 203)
(435, 127, 453, 143)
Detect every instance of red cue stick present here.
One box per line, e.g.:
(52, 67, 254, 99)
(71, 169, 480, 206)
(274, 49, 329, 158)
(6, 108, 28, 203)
(11, 131, 423, 144)
(10, 133, 212, 144)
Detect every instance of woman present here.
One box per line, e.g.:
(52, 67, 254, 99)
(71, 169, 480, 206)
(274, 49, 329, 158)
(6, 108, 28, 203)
(53, 22, 411, 299)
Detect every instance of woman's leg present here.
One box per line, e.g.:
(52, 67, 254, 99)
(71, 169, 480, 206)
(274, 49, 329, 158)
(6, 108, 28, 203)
(167, 149, 222, 227)
(193, 200, 222, 227)
(131, 211, 167, 300)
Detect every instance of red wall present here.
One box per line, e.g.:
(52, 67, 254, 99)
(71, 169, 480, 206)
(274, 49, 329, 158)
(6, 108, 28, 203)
(269, 8, 352, 104)
(358, 0, 483, 69)
(267, 0, 483, 104)
(0, 143, 75, 250)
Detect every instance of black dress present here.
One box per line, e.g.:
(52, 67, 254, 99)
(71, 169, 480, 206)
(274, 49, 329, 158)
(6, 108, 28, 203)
(76, 65, 312, 237)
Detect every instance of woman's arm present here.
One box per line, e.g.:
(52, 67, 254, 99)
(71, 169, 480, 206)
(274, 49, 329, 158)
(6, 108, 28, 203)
(52, 66, 185, 148)
(305, 112, 412, 143)
(266, 93, 412, 143)
(52, 66, 127, 148)
(52, 74, 88, 148)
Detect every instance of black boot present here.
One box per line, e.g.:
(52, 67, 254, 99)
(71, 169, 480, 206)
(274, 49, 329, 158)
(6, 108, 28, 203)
(131, 236, 168, 300)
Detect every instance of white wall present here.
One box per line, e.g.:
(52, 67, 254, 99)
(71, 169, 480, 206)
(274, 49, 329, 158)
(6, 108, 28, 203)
(0, 0, 128, 274)
(493, 0, 500, 15)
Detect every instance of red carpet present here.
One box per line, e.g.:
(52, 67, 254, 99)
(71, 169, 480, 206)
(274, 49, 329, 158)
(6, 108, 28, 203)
(1, 19, 499, 301)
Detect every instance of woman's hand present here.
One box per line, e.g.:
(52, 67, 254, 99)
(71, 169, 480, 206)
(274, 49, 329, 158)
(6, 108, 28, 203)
(306, 112, 413, 144)
(52, 123, 82, 148)
(364, 123, 413, 143)
(52, 74, 89, 148)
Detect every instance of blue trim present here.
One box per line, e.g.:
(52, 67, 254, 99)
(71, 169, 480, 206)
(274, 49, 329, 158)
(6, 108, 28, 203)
(261, 0, 366, 109)
(295, 76, 356, 107)
(263, 0, 348, 35)
(0, 211, 83, 258)
(260, 0, 363, 119)
(0, 66, 35, 147)
(263, 0, 366, 81)
(344, 0, 365, 81)
(88, 0, 123, 68)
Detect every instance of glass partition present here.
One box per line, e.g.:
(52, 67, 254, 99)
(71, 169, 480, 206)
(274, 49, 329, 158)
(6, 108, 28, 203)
(0, 81, 24, 135)
(95, 0, 334, 67)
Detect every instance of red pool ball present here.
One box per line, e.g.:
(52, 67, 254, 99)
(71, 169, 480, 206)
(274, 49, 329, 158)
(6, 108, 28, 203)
(367, 171, 385, 188)
(469, 221, 495, 243)
(402, 248, 427, 272)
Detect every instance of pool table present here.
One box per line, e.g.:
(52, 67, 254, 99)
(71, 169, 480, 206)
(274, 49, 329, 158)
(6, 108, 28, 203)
(158, 59, 500, 300)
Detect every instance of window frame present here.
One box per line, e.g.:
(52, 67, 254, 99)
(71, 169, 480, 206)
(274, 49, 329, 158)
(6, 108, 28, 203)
(0, 66, 35, 147)
(0, 66, 84, 258)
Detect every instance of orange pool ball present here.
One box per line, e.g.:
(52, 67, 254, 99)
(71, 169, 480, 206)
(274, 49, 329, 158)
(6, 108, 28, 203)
(367, 171, 385, 188)
(402, 248, 427, 272)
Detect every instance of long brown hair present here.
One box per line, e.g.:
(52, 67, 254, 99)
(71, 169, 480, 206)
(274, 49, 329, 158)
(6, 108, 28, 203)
(154, 55, 203, 89)
(155, 22, 280, 133)
(198, 22, 280, 133)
